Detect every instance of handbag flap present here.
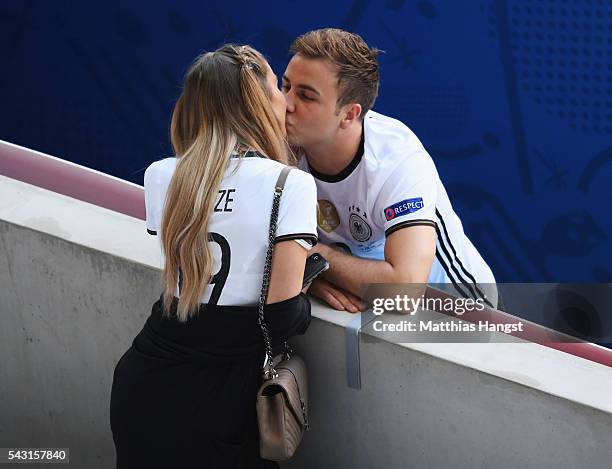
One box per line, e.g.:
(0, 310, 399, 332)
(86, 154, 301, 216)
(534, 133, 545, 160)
(260, 355, 308, 427)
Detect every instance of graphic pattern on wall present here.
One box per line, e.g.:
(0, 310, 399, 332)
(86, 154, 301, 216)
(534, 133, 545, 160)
(1, 0, 610, 282)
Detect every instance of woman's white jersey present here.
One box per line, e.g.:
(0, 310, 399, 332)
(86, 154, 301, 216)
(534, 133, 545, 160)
(144, 153, 318, 306)
(298, 111, 497, 307)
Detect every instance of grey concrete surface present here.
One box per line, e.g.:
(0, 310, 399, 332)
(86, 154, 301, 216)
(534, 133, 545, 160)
(1, 219, 612, 468)
(0, 220, 160, 468)
(286, 323, 612, 468)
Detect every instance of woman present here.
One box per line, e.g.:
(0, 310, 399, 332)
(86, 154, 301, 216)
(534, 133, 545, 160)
(110, 44, 318, 468)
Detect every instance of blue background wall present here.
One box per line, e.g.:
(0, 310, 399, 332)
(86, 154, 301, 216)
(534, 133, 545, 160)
(1, 0, 610, 283)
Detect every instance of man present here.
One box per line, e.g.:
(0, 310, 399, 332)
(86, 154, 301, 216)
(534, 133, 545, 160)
(282, 28, 497, 313)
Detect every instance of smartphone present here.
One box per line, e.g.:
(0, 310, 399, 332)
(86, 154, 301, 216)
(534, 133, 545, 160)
(302, 253, 329, 288)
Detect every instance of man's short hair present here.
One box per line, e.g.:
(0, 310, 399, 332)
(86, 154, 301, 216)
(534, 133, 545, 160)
(290, 28, 380, 117)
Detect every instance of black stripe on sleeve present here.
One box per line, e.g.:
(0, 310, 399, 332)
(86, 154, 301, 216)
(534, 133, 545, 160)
(147, 229, 157, 236)
(435, 250, 469, 299)
(274, 233, 318, 246)
(434, 223, 481, 302)
(435, 210, 494, 308)
(385, 219, 437, 237)
(435, 209, 480, 285)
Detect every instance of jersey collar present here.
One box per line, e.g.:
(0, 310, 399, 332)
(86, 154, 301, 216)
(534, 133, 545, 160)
(307, 122, 365, 183)
(230, 150, 266, 159)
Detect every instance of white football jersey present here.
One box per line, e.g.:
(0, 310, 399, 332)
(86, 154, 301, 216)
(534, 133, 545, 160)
(298, 111, 497, 307)
(144, 152, 318, 306)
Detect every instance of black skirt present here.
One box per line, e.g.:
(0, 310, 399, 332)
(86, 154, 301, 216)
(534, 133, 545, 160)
(110, 293, 311, 469)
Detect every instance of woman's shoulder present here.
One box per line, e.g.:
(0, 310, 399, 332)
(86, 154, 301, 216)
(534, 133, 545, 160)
(285, 165, 317, 194)
(144, 157, 178, 186)
(236, 155, 316, 188)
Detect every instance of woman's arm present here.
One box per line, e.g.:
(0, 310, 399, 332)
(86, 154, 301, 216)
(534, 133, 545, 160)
(266, 240, 309, 304)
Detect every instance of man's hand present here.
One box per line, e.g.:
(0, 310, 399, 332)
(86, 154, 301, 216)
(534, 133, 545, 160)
(308, 277, 366, 313)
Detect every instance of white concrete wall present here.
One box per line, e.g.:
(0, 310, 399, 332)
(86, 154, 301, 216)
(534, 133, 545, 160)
(288, 318, 612, 468)
(1, 175, 611, 468)
(0, 219, 159, 467)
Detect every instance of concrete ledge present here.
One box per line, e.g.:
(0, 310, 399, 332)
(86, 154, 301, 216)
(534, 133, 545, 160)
(1, 175, 611, 468)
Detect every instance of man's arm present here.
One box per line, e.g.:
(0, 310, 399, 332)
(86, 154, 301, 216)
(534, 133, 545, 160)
(313, 224, 436, 297)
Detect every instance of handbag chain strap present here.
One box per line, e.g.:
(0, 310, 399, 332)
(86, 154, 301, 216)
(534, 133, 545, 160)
(258, 166, 293, 380)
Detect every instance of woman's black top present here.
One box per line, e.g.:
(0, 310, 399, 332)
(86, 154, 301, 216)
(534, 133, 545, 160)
(110, 293, 311, 469)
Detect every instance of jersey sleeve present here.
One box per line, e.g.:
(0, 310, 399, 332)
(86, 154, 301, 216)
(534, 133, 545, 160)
(274, 169, 318, 247)
(143, 162, 163, 236)
(373, 152, 438, 237)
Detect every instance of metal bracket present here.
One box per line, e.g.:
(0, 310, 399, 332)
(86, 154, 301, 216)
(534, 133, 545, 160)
(345, 310, 377, 390)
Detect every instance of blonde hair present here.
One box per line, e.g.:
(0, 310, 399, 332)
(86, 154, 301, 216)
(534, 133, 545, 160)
(160, 44, 287, 321)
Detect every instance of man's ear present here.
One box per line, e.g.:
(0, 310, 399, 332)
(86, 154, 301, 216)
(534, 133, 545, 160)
(339, 103, 362, 129)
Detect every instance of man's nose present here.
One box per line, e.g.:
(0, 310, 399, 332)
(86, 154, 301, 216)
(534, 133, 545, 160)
(285, 91, 295, 113)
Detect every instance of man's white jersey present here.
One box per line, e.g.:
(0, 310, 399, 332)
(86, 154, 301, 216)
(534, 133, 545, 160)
(145, 153, 318, 306)
(298, 110, 496, 306)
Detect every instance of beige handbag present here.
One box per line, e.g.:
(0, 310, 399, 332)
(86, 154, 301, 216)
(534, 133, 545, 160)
(255, 166, 310, 461)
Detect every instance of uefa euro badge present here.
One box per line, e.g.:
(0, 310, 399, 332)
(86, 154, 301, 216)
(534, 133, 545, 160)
(348, 205, 372, 242)
(317, 199, 340, 233)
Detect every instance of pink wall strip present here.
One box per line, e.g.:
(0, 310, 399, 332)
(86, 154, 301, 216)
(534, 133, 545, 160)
(0, 140, 145, 220)
(426, 287, 612, 368)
